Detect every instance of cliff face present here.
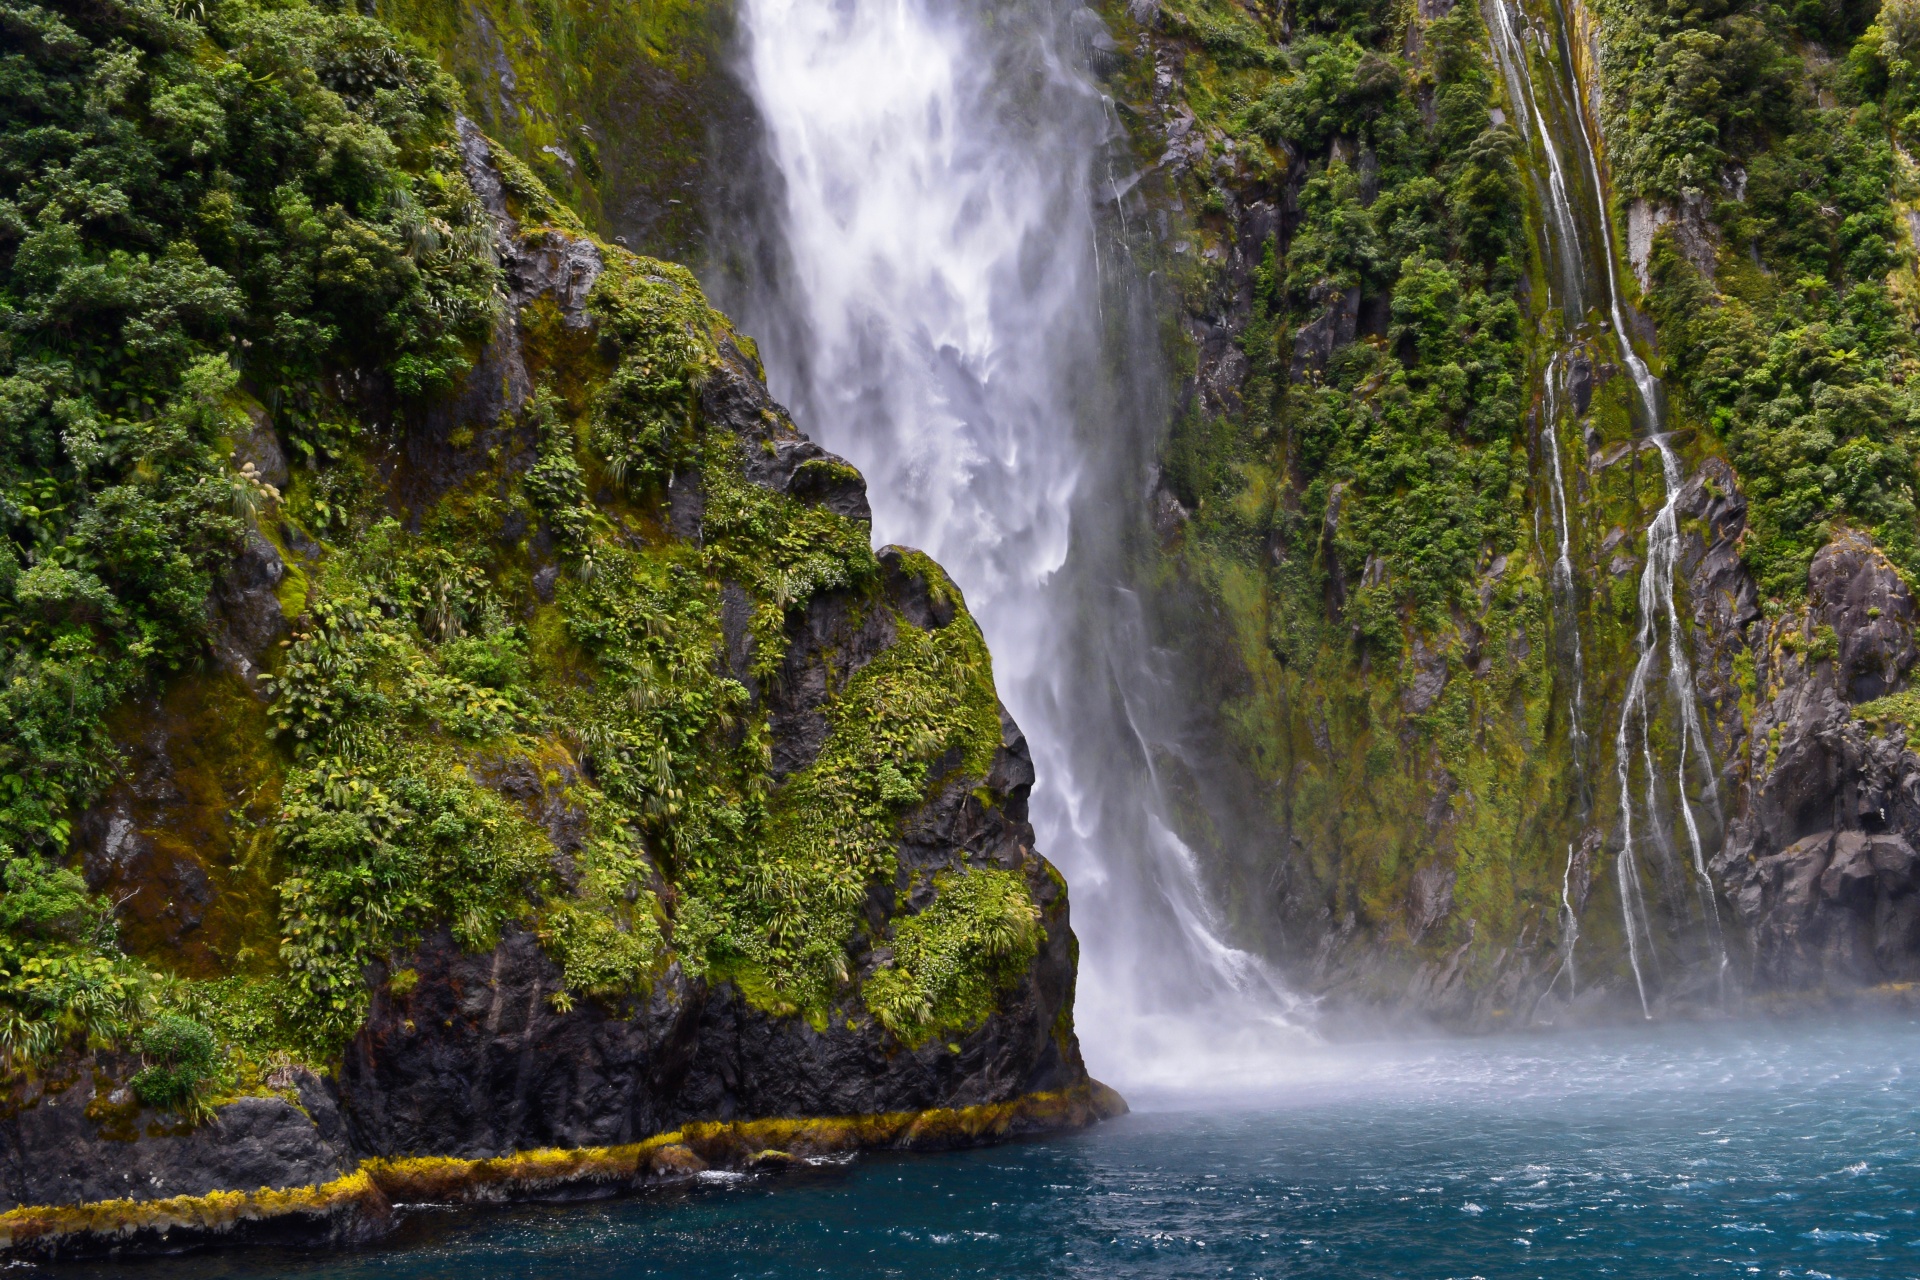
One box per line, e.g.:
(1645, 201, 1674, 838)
(1080, 0, 1920, 1021)
(0, 0, 1108, 1255)
(347, 0, 1920, 1027)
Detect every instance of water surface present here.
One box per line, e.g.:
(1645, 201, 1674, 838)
(65, 1016, 1920, 1279)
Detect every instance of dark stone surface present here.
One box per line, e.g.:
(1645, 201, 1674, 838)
(1711, 523, 1920, 991)
(211, 528, 286, 689)
(700, 336, 873, 524)
(1810, 530, 1917, 704)
(22, 122, 1092, 1223)
(1289, 285, 1359, 382)
(0, 1065, 351, 1211)
(878, 546, 958, 631)
(339, 870, 1083, 1160)
(230, 405, 289, 491)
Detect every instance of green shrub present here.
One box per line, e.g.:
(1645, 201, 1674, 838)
(864, 869, 1042, 1045)
(131, 1016, 218, 1111)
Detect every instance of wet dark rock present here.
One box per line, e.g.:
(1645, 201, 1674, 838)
(211, 528, 286, 688)
(1677, 458, 1762, 671)
(1290, 286, 1359, 382)
(0, 1065, 352, 1211)
(701, 336, 872, 523)
(1400, 635, 1449, 715)
(718, 581, 758, 697)
(667, 469, 704, 542)
(1407, 863, 1455, 941)
(1808, 530, 1916, 704)
(1710, 491, 1920, 992)
(765, 588, 897, 780)
(279, 520, 322, 562)
(986, 705, 1037, 826)
(230, 405, 289, 491)
(340, 830, 1082, 1157)
(1192, 315, 1251, 415)
(878, 546, 957, 631)
(898, 717, 1036, 874)
(1567, 355, 1594, 417)
(1150, 471, 1192, 541)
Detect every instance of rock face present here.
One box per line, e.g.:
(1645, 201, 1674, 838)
(340, 859, 1082, 1160)
(1106, 0, 1920, 1021)
(0, 1065, 351, 1211)
(1, 127, 1106, 1249)
(1711, 530, 1920, 992)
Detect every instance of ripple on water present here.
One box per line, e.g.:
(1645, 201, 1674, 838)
(39, 1016, 1920, 1280)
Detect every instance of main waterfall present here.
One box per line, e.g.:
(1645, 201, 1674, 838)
(715, 0, 1307, 1088)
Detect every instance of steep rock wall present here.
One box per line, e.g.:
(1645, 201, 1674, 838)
(0, 4, 1109, 1254)
(1090, 0, 1920, 1021)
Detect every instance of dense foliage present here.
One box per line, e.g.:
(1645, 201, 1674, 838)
(1120, 0, 1920, 984)
(0, 0, 501, 1074)
(1148, 0, 1530, 643)
(1604, 0, 1920, 596)
(0, 0, 1039, 1097)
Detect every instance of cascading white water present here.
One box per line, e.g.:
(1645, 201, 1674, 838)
(1492, 1, 1592, 1001)
(1488, 0, 1586, 318)
(1525, 355, 1588, 768)
(1495, 0, 1729, 1012)
(1542, 356, 1587, 995)
(728, 0, 1309, 1089)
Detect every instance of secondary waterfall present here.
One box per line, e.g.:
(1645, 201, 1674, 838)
(1490, 0, 1728, 1012)
(720, 0, 1307, 1088)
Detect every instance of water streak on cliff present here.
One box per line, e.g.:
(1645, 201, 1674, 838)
(722, 0, 1308, 1086)
(1490, 0, 1728, 1011)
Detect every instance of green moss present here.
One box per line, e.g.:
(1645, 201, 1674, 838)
(374, 0, 732, 257)
(864, 868, 1041, 1045)
(1854, 689, 1920, 751)
(0, 0, 1043, 1087)
(1734, 648, 1759, 727)
(674, 604, 1004, 1022)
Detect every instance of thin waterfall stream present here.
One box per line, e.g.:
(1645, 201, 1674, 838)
(1489, 0, 1729, 1013)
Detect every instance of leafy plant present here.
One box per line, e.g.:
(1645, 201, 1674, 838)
(131, 1015, 218, 1111)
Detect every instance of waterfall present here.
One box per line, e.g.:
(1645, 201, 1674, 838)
(1539, 356, 1588, 775)
(1490, 0, 1728, 1013)
(1487, 0, 1586, 320)
(1543, 356, 1587, 996)
(721, 0, 1308, 1089)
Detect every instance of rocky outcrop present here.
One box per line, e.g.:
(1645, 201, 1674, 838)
(1714, 530, 1920, 991)
(0, 1065, 351, 1212)
(1727, 830, 1920, 989)
(339, 855, 1083, 1161)
(5, 129, 1112, 1257)
(1627, 195, 1719, 289)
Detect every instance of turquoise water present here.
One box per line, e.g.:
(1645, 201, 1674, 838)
(58, 1017, 1920, 1279)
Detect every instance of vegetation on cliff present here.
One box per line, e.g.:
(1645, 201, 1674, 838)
(372, 0, 734, 259)
(1596, 0, 1920, 597)
(0, 0, 1042, 1104)
(1138, 0, 1532, 635)
(1102, 0, 1584, 997)
(1106, 0, 1920, 1008)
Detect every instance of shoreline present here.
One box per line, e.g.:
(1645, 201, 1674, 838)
(0, 1082, 1126, 1262)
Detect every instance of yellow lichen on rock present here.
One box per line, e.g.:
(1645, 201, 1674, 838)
(0, 1086, 1124, 1258)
